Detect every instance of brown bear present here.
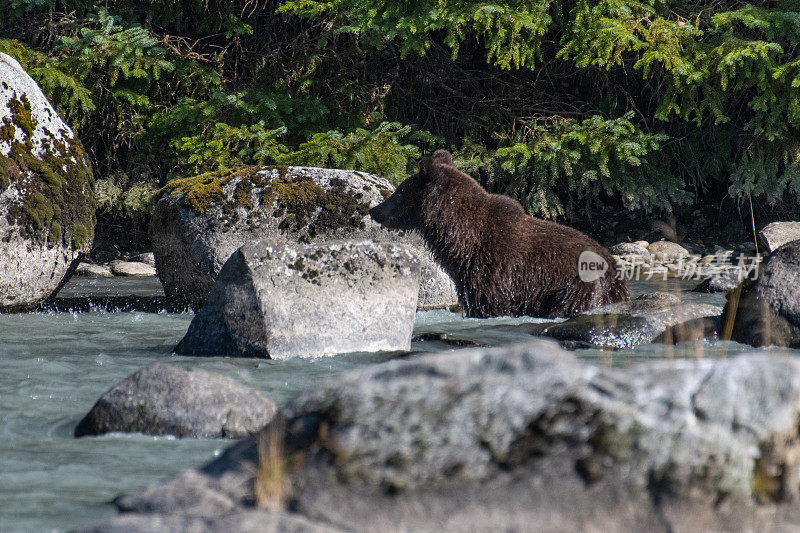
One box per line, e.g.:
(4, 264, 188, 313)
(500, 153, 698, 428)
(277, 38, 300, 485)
(369, 150, 629, 318)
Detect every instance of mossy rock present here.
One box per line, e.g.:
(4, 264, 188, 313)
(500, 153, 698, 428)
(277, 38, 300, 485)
(1, 65, 95, 251)
(159, 166, 376, 243)
(0, 52, 95, 310)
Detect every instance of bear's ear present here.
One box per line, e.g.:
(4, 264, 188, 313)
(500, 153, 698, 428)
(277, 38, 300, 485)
(431, 149, 454, 167)
(418, 155, 434, 179)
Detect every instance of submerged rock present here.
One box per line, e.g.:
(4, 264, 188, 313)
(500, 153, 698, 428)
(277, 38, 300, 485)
(149, 166, 456, 311)
(0, 53, 95, 311)
(175, 240, 420, 358)
(518, 292, 721, 348)
(653, 316, 720, 344)
(86, 340, 800, 532)
(758, 221, 800, 254)
(74, 363, 276, 439)
(691, 269, 742, 293)
(722, 239, 800, 347)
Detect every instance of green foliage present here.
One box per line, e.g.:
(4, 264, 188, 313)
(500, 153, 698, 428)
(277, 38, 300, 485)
(280, 0, 553, 69)
(457, 113, 681, 217)
(3, 0, 800, 221)
(95, 174, 158, 217)
(0, 0, 92, 21)
(278, 122, 433, 185)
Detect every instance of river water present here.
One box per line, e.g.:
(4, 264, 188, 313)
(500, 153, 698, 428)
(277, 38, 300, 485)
(0, 276, 768, 532)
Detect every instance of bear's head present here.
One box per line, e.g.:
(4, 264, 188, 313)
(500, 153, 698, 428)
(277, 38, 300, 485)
(369, 149, 454, 230)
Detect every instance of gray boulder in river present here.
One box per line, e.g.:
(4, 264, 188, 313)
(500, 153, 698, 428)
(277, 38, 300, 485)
(74, 363, 276, 439)
(79, 339, 800, 532)
(515, 292, 722, 348)
(0, 53, 95, 311)
(722, 239, 800, 347)
(691, 269, 742, 293)
(175, 240, 421, 358)
(758, 221, 800, 254)
(149, 166, 456, 311)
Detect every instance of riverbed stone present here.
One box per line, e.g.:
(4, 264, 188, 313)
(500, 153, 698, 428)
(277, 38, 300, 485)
(175, 240, 421, 359)
(74, 363, 276, 439)
(90, 340, 800, 531)
(758, 222, 800, 255)
(691, 269, 743, 293)
(647, 241, 689, 261)
(0, 53, 95, 311)
(149, 166, 456, 311)
(109, 260, 157, 277)
(516, 292, 722, 348)
(75, 262, 113, 278)
(130, 252, 156, 267)
(721, 239, 800, 347)
(610, 241, 650, 259)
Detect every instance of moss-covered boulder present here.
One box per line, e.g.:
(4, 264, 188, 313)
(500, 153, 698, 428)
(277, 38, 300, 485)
(150, 166, 457, 310)
(0, 53, 95, 311)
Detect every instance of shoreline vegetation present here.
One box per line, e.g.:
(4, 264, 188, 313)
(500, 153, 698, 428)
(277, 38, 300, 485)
(1, 0, 799, 255)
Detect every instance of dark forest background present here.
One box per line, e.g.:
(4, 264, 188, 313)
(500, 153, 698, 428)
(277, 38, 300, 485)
(2, 0, 799, 249)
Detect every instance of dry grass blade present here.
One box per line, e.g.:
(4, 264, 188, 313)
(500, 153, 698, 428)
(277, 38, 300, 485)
(254, 422, 290, 511)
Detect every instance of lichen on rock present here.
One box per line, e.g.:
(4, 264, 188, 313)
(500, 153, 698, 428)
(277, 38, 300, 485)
(159, 165, 372, 243)
(0, 52, 96, 310)
(1, 59, 95, 250)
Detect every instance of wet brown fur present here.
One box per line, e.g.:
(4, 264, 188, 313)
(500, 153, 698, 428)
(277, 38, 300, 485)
(370, 150, 629, 318)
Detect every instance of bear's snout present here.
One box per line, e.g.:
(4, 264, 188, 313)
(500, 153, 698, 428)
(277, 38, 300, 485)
(369, 204, 389, 225)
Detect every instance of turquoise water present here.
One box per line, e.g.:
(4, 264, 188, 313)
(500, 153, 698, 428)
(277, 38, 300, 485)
(0, 276, 768, 532)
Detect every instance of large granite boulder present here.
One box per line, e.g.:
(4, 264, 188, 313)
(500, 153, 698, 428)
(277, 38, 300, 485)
(0, 53, 95, 311)
(74, 363, 276, 439)
(516, 292, 722, 348)
(175, 240, 421, 358)
(721, 239, 800, 347)
(150, 166, 456, 311)
(82, 340, 800, 532)
(758, 221, 800, 254)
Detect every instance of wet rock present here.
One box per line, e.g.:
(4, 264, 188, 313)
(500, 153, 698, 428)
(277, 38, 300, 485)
(647, 241, 689, 262)
(92, 340, 800, 532)
(758, 222, 800, 255)
(175, 240, 420, 359)
(653, 316, 720, 344)
(0, 53, 95, 311)
(692, 270, 742, 293)
(109, 260, 157, 277)
(518, 292, 722, 348)
(149, 166, 456, 311)
(722, 240, 800, 347)
(75, 262, 113, 278)
(74, 363, 276, 438)
(412, 332, 483, 348)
